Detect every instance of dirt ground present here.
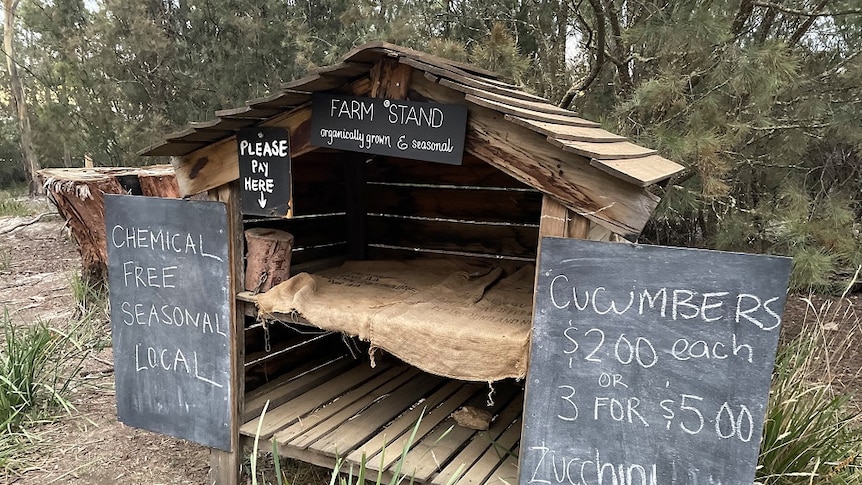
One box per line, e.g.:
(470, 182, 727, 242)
(0, 203, 859, 484)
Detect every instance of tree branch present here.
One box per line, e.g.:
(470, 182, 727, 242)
(788, 0, 829, 47)
(752, 1, 862, 17)
(559, 0, 606, 109)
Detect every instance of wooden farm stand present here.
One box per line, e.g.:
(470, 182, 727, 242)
(141, 42, 684, 484)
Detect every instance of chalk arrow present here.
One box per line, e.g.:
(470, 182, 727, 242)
(258, 192, 267, 208)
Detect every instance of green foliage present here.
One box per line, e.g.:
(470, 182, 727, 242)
(0, 312, 90, 432)
(0, 198, 30, 218)
(758, 299, 862, 483)
(68, 272, 107, 319)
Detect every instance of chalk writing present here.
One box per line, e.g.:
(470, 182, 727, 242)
(311, 94, 467, 165)
(520, 238, 792, 485)
(106, 195, 233, 451)
(238, 127, 291, 217)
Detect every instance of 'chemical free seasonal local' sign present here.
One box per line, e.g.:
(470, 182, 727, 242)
(105, 195, 232, 451)
(310, 93, 468, 165)
(521, 238, 792, 485)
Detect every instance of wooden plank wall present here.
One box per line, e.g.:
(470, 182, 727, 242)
(364, 154, 542, 261)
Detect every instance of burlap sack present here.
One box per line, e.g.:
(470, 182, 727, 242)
(256, 259, 534, 382)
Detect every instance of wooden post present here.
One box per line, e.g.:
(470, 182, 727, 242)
(539, 195, 591, 240)
(208, 181, 245, 485)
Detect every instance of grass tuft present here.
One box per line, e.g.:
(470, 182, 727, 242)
(757, 293, 862, 484)
(0, 309, 95, 472)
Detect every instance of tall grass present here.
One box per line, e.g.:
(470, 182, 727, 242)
(0, 309, 94, 471)
(0, 187, 33, 218)
(758, 291, 862, 484)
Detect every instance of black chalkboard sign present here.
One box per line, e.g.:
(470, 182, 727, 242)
(521, 238, 792, 485)
(238, 127, 292, 217)
(310, 93, 467, 165)
(105, 195, 232, 451)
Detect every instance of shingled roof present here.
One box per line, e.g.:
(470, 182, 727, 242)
(143, 42, 684, 237)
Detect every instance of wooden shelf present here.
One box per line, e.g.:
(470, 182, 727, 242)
(241, 358, 523, 484)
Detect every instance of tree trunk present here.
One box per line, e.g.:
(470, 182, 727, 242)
(4, 0, 42, 195)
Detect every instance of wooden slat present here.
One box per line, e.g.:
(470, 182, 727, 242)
(214, 106, 284, 120)
(399, 57, 546, 104)
(403, 383, 522, 483)
(347, 380, 474, 466)
(363, 382, 480, 472)
(366, 217, 539, 259)
(550, 138, 657, 160)
(539, 195, 591, 240)
(429, 389, 523, 484)
(240, 361, 389, 439)
(275, 367, 418, 448)
(505, 115, 627, 143)
(243, 355, 354, 420)
(282, 73, 350, 92)
(410, 73, 659, 238)
(312, 61, 373, 78)
(366, 185, 542, 225)
(139, 141, 209, 157)
(244, 215, 348, 248)
(246, 90, 313, 110)
(453, 413, 521, 485)
(482, 447, 519, 485)
(439, 78, 579, 118)
(364, 155, 531, 189)
(341, 41, 501, 80)
(590, 155, 686, 187)
(190, 117, 259, 131)
(464, 94, 600, 127)
(313, 373, 447, 456)
(166, 128, 235, 143)
(290, 182, 347, 215)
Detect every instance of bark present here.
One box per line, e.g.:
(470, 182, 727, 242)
(4, 0, 42, 194)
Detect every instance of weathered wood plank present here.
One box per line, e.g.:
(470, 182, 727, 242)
(370, 58, 412, 100)
(341, 41, 501, 80)
(313, 373, 446, 456)
(403, 383, 521, 483)
(430, 390, 523, 485)
(482, 449, 519, 485)
(505, 115, 627, 142)
(366, 217, 539, 259)
(464, 94, 600, 127)
(279, 367, 422, 449)
(410, 73, 659, 238)
(366, 185, 542, 225)
(454, 411, 521, 485)
(540, 196, 591, 240)
(240, 362, 388, 439)
(246, 90, 313, 110)
(207, 182, 244, 485)
(371, 382, 480, 474)
(244, 215, 348, 250)
(590, 155, 686, 187)
(399, 56, 546, 104)
(243, 355, 355, 421)
(439, 78, 580, 118)
(214, 106, 284, 120)
(347, 380, 472, 466)
(550, 138, 657, 160)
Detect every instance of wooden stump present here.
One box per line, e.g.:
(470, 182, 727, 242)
(244, 228, 294, 292)
(39, 165, 180, 281)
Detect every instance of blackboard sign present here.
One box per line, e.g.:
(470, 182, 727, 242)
(105, 195, 232, 451)
(521, 238, 792, 485)
(238, 127, 291, 217)
(310, 93, 467, 165)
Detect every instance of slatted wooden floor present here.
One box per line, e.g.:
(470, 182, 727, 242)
(241, 357, 523, 484)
